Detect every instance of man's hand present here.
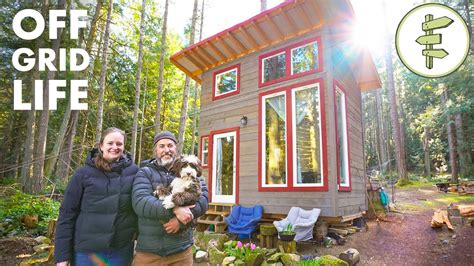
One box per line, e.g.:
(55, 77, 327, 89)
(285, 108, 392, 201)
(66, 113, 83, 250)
(173, 205, 195, 224)
(163, 217, 180, 234)
(56, 262, 68, 266)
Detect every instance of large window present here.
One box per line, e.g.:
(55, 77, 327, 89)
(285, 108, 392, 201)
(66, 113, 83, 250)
(259, 37, 322, 87)
(200, 136, 209, 167)
(213, 64, 240, 100)
(334, 81, 351, 191)
(292, 85, 322, 187)
(258, 79, 327, 191)
(210, 128, 239, 203)
(261, 91, 287, 187)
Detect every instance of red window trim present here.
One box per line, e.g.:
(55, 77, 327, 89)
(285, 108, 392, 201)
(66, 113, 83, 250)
(258, 78, 328, 192)
(212, 64, 241, 101)
(199, 135, 209, 168)
(207, 127, 240, 204)
(258, 36, 323, 88)
(333, 79, 352, 192)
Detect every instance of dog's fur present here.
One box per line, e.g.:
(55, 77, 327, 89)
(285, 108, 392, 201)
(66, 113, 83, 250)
(155, 154, 202, 209)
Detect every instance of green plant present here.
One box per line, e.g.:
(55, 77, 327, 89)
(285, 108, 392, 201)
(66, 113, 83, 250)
(280, 223, 295, 235)
(224, 240, 263, 263)
(0, 187, 60, 237)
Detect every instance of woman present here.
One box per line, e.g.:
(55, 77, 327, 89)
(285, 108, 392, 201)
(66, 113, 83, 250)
(55, 128, 138, 266)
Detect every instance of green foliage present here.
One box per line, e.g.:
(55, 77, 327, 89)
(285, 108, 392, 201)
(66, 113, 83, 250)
(281, 223, 295, 235)
(0, 186, 60, 237)
(298, 257, 322, 266)
(224, 240, 263, 263)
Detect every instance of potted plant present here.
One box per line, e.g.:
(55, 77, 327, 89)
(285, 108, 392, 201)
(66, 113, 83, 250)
(278, 223, 296, 241)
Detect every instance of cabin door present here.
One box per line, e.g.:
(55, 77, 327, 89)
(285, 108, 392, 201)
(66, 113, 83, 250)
(211, 130, 237, 203)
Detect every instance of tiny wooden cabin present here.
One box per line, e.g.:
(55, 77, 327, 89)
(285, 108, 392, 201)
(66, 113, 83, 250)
(170, 0, 381, 218)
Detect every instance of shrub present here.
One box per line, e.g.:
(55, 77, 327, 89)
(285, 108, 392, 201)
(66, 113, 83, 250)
(0, 186, 60, 237)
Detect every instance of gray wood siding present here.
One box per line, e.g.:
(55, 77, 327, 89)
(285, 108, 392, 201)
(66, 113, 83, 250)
(198, 28, 367, 217)
(330, 38, 368, 216)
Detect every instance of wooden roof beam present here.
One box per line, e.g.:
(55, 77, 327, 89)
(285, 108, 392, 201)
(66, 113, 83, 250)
(184, 51, 206, 70)
(191, 49, 213, 69)
(307, 0, 323, 25)
(196, 46, 219, 66)
(251, 21, 270, 44)
(227, 32, 247, 53)
(170, 57, 201, 84)
(297, 5, 311, 28)
(239, 27, 259, 50)
(218, 36, 238, 58)
(207, 41, 226, 61)
(281, 9, 297, 33)
(266, 14, 284, 39)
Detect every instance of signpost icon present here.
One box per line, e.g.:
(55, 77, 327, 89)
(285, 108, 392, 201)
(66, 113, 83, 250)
(416, 15, 453, 69)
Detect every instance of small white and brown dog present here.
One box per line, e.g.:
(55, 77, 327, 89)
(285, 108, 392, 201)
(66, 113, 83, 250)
(155, 154, 202, 209)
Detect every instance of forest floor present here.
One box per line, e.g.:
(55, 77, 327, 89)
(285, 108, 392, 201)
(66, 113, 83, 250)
(1, 185, 473, 265)
(306, 184, 474, 266)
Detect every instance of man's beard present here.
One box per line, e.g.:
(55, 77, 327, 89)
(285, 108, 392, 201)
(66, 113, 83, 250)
(156, 155, 175, 168)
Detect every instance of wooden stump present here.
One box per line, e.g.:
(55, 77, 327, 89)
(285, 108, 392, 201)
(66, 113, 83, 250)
(277, 240, 296, 253)
(47, 219, 57, 239)
(259, 224, 277, 248)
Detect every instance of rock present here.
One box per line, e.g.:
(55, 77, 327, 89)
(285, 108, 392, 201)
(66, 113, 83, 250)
(33, 243, 52, 253)
(339, 248, 360, 265)
(195, 250, 208, 263)
(319, 255, 349, 266)
(265, 248, 278, 257)
(34, 236, 51, 244)
(208, 246, 226, 265)
(281, 253, 300, 265)
(268, 252, 284, 263)
(193, 231, 230, 251)
(245, 252, 264, 266)
(222, 256, 236, 265)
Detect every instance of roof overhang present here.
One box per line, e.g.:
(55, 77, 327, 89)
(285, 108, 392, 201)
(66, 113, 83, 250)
(170, 0, 381, 91)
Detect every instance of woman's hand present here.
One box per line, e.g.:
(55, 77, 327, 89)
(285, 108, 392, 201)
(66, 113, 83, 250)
(56, 261, 68, 266)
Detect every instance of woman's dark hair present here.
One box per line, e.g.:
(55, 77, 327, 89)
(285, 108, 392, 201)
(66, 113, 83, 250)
(95, 127, 126, 171)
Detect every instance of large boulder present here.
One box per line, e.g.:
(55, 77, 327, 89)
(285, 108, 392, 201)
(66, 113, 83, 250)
(208, 245, 226, 265)
(193, 231, 229, 251)
(281, 253, 300, 266)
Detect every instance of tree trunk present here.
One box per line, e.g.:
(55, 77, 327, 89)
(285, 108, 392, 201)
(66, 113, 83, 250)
(95, 0, 114, 144)
(177, 0, 199, 154)
(441, 86, 458, 183)
(20, 59, 38, 189)
(423, 126, 431, 177)
(131, 0, 147, 162)
(455, 113, 472, 177)
(155, 0, 169, 135)
(31, 0, 66, 193)
(190, 0, 205, 155)
(55, 110, 79, 183)
(375, 90, 387, 168)
(463, 0, 473, 53)
(260, 0, 267, 12)
(138, 71, 147, 164)
(384, 37, 407, 181)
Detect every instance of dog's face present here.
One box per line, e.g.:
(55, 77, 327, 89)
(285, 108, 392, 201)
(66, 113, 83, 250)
(172, 155, 202, 181)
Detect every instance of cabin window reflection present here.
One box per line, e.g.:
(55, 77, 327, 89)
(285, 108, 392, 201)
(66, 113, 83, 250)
(293, 85, 322, 186)
(263, 93, 287, 186)
(335, 87, 350, 188)
(291, 41, 319, 75)
(263, 52, 286, 83)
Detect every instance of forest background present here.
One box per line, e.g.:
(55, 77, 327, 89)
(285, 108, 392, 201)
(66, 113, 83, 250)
(0, 0, 472, 198)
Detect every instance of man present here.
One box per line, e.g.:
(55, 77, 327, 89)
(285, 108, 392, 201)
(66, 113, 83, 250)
(132, 131, 209, 265)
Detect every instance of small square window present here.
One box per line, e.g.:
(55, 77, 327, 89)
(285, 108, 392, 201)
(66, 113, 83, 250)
(262, 52, 286, 83)
(291, 41, 319, 75)
(213, 64, 240, 100)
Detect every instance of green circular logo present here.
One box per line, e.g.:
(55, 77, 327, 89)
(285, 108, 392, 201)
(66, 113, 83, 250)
(395, 3, 470, 78)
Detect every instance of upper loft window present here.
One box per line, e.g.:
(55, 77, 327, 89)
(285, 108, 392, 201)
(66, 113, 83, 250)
(213, 64, 240, 101)
(259, 37, 322, 87)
